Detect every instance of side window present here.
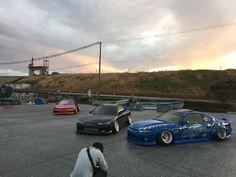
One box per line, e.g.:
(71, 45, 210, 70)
(117, 106, 125, 116)
(202, 114, 212, 122)
(186, 114, 203, 123)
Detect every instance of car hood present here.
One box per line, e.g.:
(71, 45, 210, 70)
(78, 114, 115, 124)
(54, 105, 75, 109)
(131, 119, 168, 130)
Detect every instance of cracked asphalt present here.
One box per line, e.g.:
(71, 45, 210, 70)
(0, 104, 235, 177)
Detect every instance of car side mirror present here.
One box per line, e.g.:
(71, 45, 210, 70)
(89, 107, 96, 114)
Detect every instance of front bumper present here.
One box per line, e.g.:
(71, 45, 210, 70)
(127, 127, 156, 146)
(76, 123, 113, 135)
(53, 108, 76, 115)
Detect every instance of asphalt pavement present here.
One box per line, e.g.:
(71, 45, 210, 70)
(0, 104, 235, 177)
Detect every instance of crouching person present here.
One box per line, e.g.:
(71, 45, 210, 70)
(70, 142, 108, 177)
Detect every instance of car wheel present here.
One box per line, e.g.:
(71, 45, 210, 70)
(113, 121, 120, 133)
(214, 127, 227, 141)
(76, 129, 79, 135)
(127, 115, 132, 125)
(157, 130, 173, 145)
(74, 109, 77, 114)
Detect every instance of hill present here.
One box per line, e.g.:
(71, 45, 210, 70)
(0, 76, 24, 84)
(2, 69, 235, 102)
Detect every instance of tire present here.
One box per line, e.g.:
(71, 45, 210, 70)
(127, 115, 132, 125)
(157, 130, 173, 145)
(76, 129, 79, 135)
(74, 109, 77, 114)
(113, 121, 120, 133)
(214, 127, 227, 141)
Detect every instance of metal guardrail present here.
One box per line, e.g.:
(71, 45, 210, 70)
(15, 90, 223, 105)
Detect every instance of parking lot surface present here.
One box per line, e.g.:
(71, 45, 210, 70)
(0, 104, 236, 177)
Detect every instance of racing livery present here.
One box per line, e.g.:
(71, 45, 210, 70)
(127, 109, 232, 146)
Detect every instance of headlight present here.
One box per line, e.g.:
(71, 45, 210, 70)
(138, 129, 152, 134)
(77, 120, 84, 124)
(222, 122, 229, 126)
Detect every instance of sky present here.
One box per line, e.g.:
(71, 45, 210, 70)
(0, 0, 236, 76)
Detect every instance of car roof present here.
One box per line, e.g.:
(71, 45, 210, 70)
(102, 103, 118, 106)
(171, 109, 208, 115)
(60, 99, 74, 103)
(173, 109, 193, 113)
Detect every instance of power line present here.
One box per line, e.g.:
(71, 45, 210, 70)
(103, 51, 234, 64)
(103, 22, 236, 43)
(50, 63, 93, 71)
(34, 42, 99, 61)
(0, 42, 100, 65)
(0, 59, 32, 65)
(1, 22, 236, 65)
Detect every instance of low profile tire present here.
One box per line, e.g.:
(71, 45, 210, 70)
(113, 121, 120, 133)
(127, 115, 132, 125)
(157, 130, 173, 145)
(214, 127, 227, 141)
(76, 129, 79, 135)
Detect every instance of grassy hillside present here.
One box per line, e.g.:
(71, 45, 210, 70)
(0, 76, 23, 84)
(2, 70, 236, 101)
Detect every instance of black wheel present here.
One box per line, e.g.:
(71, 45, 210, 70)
(113, 121, 120, 133)
(157, 130, 173, 145)
(127, 115, 132, 125)
(76, 129, 79, 135)
(214, 127, 226, 141)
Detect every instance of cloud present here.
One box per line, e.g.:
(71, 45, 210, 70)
(0, 0, 236, 75)
(148, 65, 184, 72)
(0, 68, 27, 76)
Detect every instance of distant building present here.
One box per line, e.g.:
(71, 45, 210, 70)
(6, 77, 32, 90)
(28, 58, 49, 76)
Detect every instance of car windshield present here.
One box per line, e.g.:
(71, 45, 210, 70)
(153, 112, 181, 123)
(59, 100, 74, 105)
(91, 105, 117, 115)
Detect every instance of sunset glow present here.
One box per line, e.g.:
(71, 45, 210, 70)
(0, 1, 236, 75)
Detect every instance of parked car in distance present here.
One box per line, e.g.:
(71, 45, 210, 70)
(53, 99, 79, 115)
(127, 109, 232, 146)
(76, 104, 131, 135)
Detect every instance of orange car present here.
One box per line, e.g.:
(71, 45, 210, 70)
(53, 99, 80, 115)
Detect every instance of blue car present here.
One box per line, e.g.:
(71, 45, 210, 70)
(127, 109, 232, 146)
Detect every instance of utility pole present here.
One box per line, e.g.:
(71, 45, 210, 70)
(98, 42, 102, 96)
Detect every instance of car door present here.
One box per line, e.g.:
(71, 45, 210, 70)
(117, 107, 128, 127)
(200, 114, 214, 139)
(180, 113, 207, 141)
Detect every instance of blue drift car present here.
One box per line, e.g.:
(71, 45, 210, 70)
(127, 109, 232, 146)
